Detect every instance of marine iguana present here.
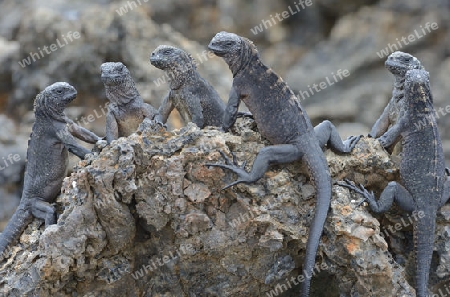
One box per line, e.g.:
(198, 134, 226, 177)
(101, 62, 160, 144)
(205, 31, 360, 297)
(150, 45, 251, 128)
(0, 82, 100, 261)
(150, 45, 226, 128)
(369, 51, 423, 152)
(339, 69, 450, 297)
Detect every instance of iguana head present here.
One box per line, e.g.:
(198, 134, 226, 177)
(34, 82, 77, 115)
(150, 45, 196, 71)
(100, 62, 139, 104)
(208, 31, 258, 75)
(150, 45, 197, 89)
(385, 51, 423, 76)
(100, 62, 131, 86)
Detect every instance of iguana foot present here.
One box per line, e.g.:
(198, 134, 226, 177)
(337, 178, 375, 207)
(205, 150, 251, 190)
(92, 139, 108, 154)
(236, 111, 253, 119)
(155, 119, 167, 129)
(343, 135, 362, 152)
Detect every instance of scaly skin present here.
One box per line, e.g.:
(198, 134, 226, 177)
(101, 62, 160, 144)
(340, 69, 450, 297)
(0, 82, 100, 261)
(150, 45, 226, 128)
(369, 51, 423, 153)
(205, 31, 360, 297)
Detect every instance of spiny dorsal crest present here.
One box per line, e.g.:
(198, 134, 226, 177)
(240, 36, 260, 57)
(183, 50, 197, 69)
(33, 92, 45, 112)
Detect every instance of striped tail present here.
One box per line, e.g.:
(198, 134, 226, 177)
(0, 205, 33, 260)
(300, 153, 332, 297)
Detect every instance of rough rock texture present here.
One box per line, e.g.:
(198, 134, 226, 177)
(1, 118, 449, 296)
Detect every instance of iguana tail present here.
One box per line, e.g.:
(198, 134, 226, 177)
(414, 211, 436, 297)
(300, 151, 332, 297)
(0, 204, 33, 261)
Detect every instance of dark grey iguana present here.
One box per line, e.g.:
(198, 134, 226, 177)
(150, 45, 226, 128)
(369, 51, 423, 152)
(339, 69, 450, 297)
(101, 62, 160, 144)
(0, 82, 101, 261)
(205, 31, 361, 297)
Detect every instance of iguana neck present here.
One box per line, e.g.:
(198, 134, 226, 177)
(167, 64, 197, 90)
(34, 94, 67, 123)
(105, 77, 140, 105)
(229, 38, 256, 77)
(393, 75, 406, 103)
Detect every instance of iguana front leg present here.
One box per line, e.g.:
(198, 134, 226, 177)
(66, 119, 101, 144)
(106, 111, 119, 144)
(222, 87, 241, 132)
(314, 120, 361, 153)
(57, 128, 91, 159)
(155, 92, 175, 124)
(206, 144, 303, 189)
(188, 97, 204, 128)
(369, 101, 392, 138)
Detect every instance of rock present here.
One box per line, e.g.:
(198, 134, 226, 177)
(4, 118, 449, 296)
(0, 37, 18, 93)
(0, 115, 28, 228)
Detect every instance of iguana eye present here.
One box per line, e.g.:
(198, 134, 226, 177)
(163, 49, 173, 55)
(56, 89, 63, 94)
(225, 41, 233, 46)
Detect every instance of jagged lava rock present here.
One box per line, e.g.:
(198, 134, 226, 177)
(4, 118, 450, 296)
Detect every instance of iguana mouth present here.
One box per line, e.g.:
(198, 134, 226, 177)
(149, 57, 165, 69)
(208, 45, 227, 57)
(101, 75, 125, 86)
(385, 60, 407, 74)
(64, 91, 77, 102)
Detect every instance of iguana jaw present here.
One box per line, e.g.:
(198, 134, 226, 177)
(385, 60, 410, 76)
(207, 44, 227, 57)
(63, 90, 77, 103)
(149, 55, 166, 69)
(208, 31, 240, 58)
(100, 62, 129, 86)
(385, 52, 421, 76)
(101, 74, 126, 86)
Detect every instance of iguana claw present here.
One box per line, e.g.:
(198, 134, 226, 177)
(205, 150, 251, 189)
(337, 178, 374, 207)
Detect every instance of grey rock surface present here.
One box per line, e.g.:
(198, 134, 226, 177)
(1, 119, 449, 296)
